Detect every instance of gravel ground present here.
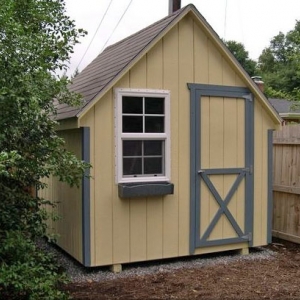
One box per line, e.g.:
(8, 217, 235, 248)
(38, 239, 276, 283)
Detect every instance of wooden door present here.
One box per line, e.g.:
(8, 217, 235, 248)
(188, 84, 254, 252)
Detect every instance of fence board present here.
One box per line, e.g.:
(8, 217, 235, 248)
(273, 125, 300, 243)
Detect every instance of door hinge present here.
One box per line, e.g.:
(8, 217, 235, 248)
(249, 165, 253, 175)
(242, 232, 252, 241)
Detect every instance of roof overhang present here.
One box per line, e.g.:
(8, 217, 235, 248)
(55, 117, 79, 131)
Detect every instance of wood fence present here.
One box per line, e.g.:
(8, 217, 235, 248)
(273, 124, 300, 243)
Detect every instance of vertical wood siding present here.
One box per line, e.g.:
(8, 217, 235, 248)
(78, 15, 277, 266)
(198, 97, 246, 242)
(252, 102, 275, 246)
(40, 129, 83, 263)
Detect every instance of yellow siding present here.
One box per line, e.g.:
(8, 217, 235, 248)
(162, 26, 179, 258)
(252, 101, 276, 246)
(94, 91, 115, 265)
(177, 16, 193, 256)
(40, 129, 83, 263)
(199, 97, 245, 243)
(77, 14, 278, 266)
(40, 175, 56, 237)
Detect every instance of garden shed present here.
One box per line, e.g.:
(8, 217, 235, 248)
(41, 4, 282, 269)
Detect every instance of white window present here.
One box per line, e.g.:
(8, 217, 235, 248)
(115, 88, 170, 183)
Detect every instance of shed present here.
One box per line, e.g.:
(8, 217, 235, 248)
(41, 4, 282, 268)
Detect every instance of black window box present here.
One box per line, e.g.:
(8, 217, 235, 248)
(118, 182, 174, 198)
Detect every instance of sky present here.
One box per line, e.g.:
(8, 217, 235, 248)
(64, 0, 300, 75)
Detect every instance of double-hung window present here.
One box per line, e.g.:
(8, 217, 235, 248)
(115, 88, 170, 183)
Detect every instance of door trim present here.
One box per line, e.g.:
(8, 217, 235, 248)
(187, 84, 254, 254)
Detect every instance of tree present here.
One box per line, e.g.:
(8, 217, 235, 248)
(224, 40, 257, 76)
(0, 0, 88, 298)
(258, 20, 300, 100)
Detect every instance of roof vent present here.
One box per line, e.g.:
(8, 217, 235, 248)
(251, 76, 264, 93)
(169, 0, 181, 15)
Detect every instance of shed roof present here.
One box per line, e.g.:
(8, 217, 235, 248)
(56, 4, 281, 125)
(55, 6, 186, 120)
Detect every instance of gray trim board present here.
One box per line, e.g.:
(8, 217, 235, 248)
(199, 168, 247, 175)
(244, 94, 254, 247)
(190, 85, 200, 254)
(81, 127, 91, 266)
(196, 237, 251, 247)
(267, 129, 274, 244)
(188, 83, 254, 253)
(188, 83, 250, 96)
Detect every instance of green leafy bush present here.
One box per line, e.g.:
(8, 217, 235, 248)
(0, 0, 88, 298)
(0, 231, 69, 299)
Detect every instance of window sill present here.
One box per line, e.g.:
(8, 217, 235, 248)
(118, 182, 174, 198)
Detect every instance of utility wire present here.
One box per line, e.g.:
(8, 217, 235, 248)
(100, 0, 134, 52)
(76, 0, 114, 70)
(224, 0, 228, 39)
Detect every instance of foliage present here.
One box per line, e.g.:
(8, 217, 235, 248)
(0, 0, 88, 298)
(0, 231, 69, 300)
(258, 20, 300, 100)
(224, 40, 257, 76)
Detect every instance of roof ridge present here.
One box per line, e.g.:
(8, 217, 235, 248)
(69, 5, 190, 83)
(103, 5, 188, 53)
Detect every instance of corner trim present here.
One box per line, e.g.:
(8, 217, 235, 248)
(267, 129, 274, 244)
(81, 127, 91, 266)
(244, 94, 254, 247)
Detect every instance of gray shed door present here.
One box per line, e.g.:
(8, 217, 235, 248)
(188, 84, 254, 253)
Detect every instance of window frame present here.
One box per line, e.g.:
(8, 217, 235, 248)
(115, 88, 171, 183)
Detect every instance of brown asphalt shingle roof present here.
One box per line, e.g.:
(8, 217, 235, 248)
(56, 5, 189, 120)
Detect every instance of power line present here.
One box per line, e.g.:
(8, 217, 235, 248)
(224, 0, 228, 39)
(100, 0, 134, 52)
(76, 0, 114, 70)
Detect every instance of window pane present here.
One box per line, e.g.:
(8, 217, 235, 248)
(123, 96, 143, 113)
(145, 116, 164, 133)
(123, 141, 142, 156)
(144, 140, 163, 155)
(123, 158, 142, 175)
(123, 116, 143, 132)
(145, 98, 164, 114)
(144, 158, 163, 174)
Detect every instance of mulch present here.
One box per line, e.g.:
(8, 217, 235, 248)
(63, 238, 300, 299)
